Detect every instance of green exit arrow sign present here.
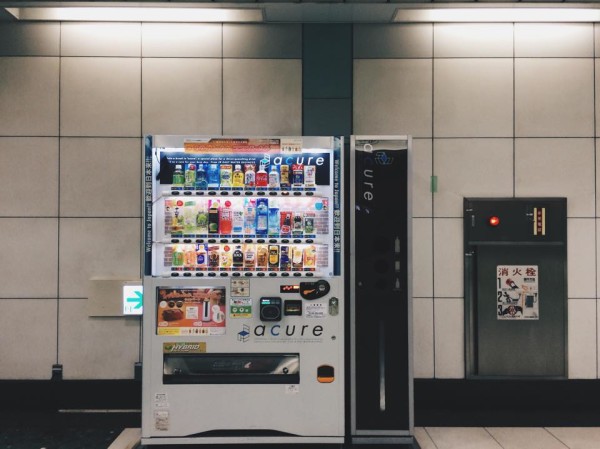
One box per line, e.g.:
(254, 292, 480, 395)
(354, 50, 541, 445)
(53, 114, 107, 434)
(123, 285, 143, 315)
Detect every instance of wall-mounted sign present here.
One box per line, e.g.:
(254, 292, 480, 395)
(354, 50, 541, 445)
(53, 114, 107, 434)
(497, 265, 539, 320)
(123, 285, 143, 315)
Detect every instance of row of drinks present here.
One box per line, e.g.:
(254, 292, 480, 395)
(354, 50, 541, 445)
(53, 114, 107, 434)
(169, 243, 318, 271)
(172, 162, 316, 190)
(167, 198, 318, 237)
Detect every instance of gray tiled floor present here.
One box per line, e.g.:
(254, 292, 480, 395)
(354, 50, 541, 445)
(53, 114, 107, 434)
(416, 427, 600, 449)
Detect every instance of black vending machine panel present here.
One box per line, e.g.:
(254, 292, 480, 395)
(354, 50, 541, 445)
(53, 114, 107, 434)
(351, 136, 413, 444)
(464, 198, 567, 378)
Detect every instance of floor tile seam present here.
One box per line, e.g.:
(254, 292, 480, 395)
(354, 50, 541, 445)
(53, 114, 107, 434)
(423, 426, 440, 449)
(483, 426, 507, 449)
(544, 427, 572, 449)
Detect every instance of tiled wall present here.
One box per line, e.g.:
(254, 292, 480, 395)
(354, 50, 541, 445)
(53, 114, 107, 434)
(2, 20, 599, 381)
(0, 22, 301, 379)
(353, 23, 600, 379)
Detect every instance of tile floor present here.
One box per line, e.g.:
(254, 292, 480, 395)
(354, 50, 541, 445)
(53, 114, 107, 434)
(416, 427, 600, 449)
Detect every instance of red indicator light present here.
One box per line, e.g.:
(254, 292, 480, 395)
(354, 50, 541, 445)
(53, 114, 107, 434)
(488, 216, 500, 227)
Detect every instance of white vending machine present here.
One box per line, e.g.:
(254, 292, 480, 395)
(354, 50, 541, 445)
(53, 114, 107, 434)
(141, 135, 344, 445)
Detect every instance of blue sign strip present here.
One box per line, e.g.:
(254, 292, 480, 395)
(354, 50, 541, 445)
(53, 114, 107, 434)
(144, 136, 153, 277)
(333, 137, 342, 276)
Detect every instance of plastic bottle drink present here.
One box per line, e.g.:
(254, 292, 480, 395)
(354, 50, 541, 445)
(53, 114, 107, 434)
(280, 245, 291, 271)
(268, 165, 280, 189)
(268, 202, 280, 236)
(244, 164, 256, 189)
(292, 163, 304, 188)
(292, 212, 303, 236)
(195, 164, 208, 190)
(268, 245, 280, 270)
(244, 199, 257, 235)
(221, 245, 232, 270)
(256, 244, 268, 270)
(220, 201, 233, 235)
(195, 200, 208, 235)
(184, 163, 196, 189)
(256, 165, 268, 188)
(304, 165, 316, 188)
(232, 245, 244, 269)
(207, 163, 220, 189)
(244, 244, 256, 270)
(172, 245, 184, 267)
(172, 164, 184, 188)
(184, 245, 196, 268)
(256, 198, 269, 235)
(303, 212, 315, 235)
(183, 201, 196, 235)
(232, 165, 244, 188)
(196, 244, 207, 270)
(280, 165, 290, 189)
(232, 204, 244, 235)
(220, 164, 233, 188)
(208, 200, 220, 234)
(280, 211, 292, 236)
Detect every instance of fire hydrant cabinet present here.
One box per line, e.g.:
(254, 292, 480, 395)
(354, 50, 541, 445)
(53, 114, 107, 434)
(464, 198, 567, 379)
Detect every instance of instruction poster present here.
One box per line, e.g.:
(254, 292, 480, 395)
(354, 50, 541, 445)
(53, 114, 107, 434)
(156, 287, 226, 335)
(497, 265, 539, 320)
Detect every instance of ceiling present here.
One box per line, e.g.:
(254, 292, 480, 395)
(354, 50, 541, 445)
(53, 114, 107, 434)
(2, 1, 600, 23)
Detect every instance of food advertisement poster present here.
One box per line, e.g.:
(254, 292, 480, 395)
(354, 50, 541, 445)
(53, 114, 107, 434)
(497, 265, 539, 320)
(156, 287, 226, 335)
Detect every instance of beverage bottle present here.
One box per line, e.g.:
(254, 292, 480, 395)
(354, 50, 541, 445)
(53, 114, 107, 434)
(303, 212, 315, 235)
(280, 165, 290, 189)
(208, 245, 220, 269)
(292, 246, 303, 270)
(244, 164, 256, 189)
(292, 163, 304, 188)
(304, 165, 316, 188)
(232, 164, 244, 188)
(280, 211, 292, 236)
(292, 212, 303, 236)
(208, 200, 220, 235)
(172, 202, 184, 234)
(256, 244, 268, 270)
(196, 244, 207, 270)
(304, 245, 317, 270)
(184, 245, 196, 268)
(232, 245, 244, 269)
(183, 200, 196, 235)
(221, 245, 232, 270)
(195, 164, 208, 190)
(184, 163, 196, 189)
(244, 244, 256, 270)
(268, 201, 280, 236)
(172, 245, 184, 267)
(256, 198, 269, 236)
(195, 200, 208, 235)
(280, 245, 291, 271)
(244, 199, 257, 235)
(220, 164, 233, 188)
(268, 165, 280, 189)
(232, 203, 244, 235)
(256, 165, 268, 188)
(268, 245, 280, 270)
(172, 164, 184, 188)
(220, 200, 233, 235)
(207, 163, 220, 189)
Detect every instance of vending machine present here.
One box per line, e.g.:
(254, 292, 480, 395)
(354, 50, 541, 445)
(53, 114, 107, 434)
(141, 136, 344, 445)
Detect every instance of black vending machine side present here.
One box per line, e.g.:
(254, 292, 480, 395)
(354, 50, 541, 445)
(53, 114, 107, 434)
(350, 136, 413, 445)
(464, 197, 567, 379)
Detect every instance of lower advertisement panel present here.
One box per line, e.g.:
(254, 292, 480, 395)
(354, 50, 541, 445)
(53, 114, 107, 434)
(163, 353, 300, 384)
